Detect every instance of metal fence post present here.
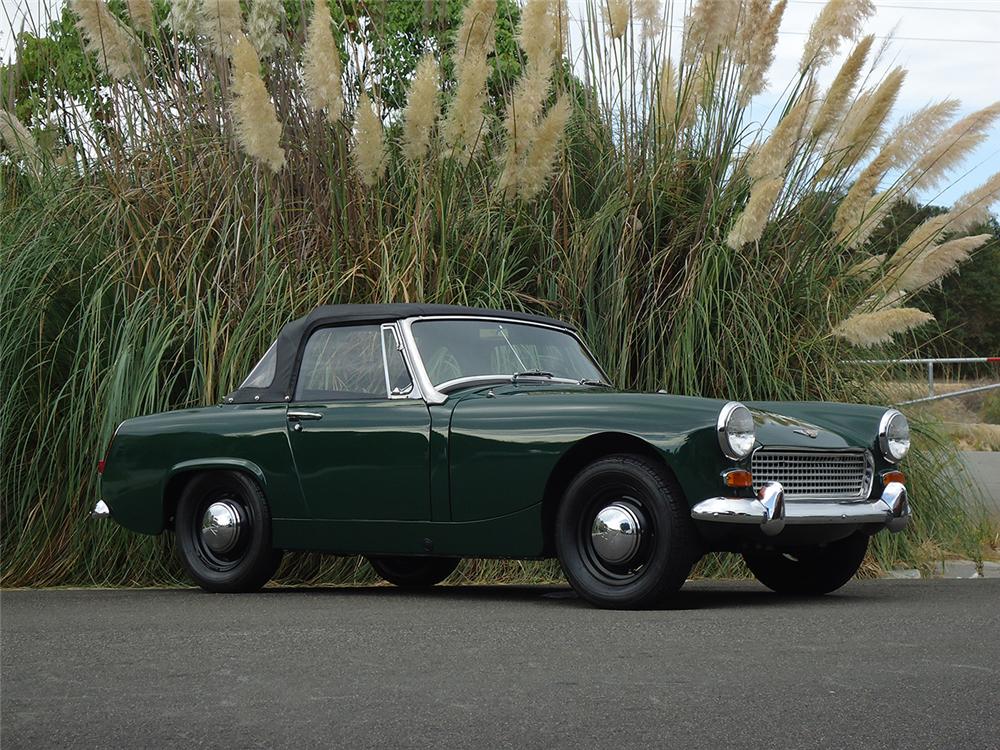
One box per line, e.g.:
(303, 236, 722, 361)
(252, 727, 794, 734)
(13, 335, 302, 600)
(927, 361, 934, 397)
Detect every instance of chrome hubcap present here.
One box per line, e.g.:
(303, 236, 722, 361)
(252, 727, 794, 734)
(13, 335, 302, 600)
(201, 501, 242, 554)
(591, 503, 642, 564)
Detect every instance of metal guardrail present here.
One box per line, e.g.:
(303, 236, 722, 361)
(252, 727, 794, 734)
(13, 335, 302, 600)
(852, 357, 1000, 405)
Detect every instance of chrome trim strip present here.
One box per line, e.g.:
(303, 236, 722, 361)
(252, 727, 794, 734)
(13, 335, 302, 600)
(396, 315, 609, 405)
(691, 481, 911, 533)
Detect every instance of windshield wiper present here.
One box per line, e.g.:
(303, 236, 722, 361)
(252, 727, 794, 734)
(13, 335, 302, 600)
(511, 369, 554, 384)
(579, 378, 614, 388)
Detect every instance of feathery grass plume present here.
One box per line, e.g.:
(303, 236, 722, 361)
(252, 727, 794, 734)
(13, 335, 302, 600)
(799, 0, 874, 73)
(845, 253, 885, 277)
(201, 0, 242, 57)
(728, 83, 815, 249)
(230, 33, 285, 172)
(517, 96, 571, 200)
(903, 102, 1000, 195)
(303, 0, 345, 123)
(810, 34, 872, 139)
(683, 0, 741, 63)
(247, 0, 286, 58)
(167, 0, 200, 36)
(453, 0, 498, 69)
(823, 67, 905, 179)
(832, 307, 934, 347)
(891, 213, 951, 267)
(656, 58, 677, 138)
(834, 99, 959, 242)
(0, 109, 41, 174)
(736, 0, 786, 107)
(893, 234, 991, 293)
(442, 0, 496, 159)
(71, 0, 144, 81)
(126, 0, 154, 33)
(402, 54, 440, 163)
(519, 0, 560, 65)
(353, 94, 386, 187)
(499, 0, 563, 188)
(603, 0, 630, 40)
(635, 0, 662, 38)
(947, 170, 1000, 234)
(748, 82, 815, 181)
(726, 176, 784, 249)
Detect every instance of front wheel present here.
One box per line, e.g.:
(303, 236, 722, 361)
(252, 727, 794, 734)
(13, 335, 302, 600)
(367, 556, 460, 588)
(742, 532, 869, 595)
(555, 454, 699, 609)
(175, 470, 283, 593)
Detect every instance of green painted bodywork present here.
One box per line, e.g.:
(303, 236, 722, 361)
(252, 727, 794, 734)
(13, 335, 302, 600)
(100, 378, 895, 557)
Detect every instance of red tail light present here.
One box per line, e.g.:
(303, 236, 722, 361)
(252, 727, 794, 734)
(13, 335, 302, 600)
(97, 459, 106, 475)
(98, 424, 122, 476)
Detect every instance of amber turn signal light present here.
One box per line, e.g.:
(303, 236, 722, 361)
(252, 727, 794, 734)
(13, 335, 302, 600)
(882, 470, 905, 486)
(722, 469, 753, 488)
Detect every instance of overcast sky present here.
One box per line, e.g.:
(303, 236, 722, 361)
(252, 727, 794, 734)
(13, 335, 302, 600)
(2, 0, 999, 205)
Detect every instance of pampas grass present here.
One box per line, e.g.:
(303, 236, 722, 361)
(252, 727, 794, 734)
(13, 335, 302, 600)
(201, 0, 242, 57)
(603, 0, 630, 40)
(230, 33, 285, 172)
(126, 0, 154, 33)
(247, 0, 286, 58)
(736, 0, 785, 106)
(810, 34, 872, 139)
(71, 0, 144, 80)
(353, 93, 386, 187)
(402, 54, 440, 163)
(799, 0, 874, 72)
(302, 0, 344, 122)
(0, 110, 40, 174)
(442, 0, 496, 159)
(833, 308, 934, 346)
(167, 0, 200, 37)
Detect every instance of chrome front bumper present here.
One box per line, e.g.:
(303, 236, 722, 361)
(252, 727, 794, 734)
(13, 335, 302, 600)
(690, 481, 910, 536)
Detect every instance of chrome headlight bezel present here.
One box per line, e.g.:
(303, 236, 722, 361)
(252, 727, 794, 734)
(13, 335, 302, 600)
(718, 402, 756, 461)
(878, 409, 910, 463)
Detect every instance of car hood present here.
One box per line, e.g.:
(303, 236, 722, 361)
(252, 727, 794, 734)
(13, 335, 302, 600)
(448, 383, 878, 452)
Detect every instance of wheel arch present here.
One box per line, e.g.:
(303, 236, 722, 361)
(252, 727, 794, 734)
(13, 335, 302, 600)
(540, 432, 683, 555)
(162, 458, 267, 530)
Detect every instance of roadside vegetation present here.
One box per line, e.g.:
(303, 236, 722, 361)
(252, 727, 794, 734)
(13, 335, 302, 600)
(2, 0, 998, 587)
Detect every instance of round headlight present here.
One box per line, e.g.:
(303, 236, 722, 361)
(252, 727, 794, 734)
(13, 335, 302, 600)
(718, 402, 756, 460)
(879, 409, 910, 462)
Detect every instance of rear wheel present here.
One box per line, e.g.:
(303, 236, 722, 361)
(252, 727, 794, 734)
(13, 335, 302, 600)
(555, 454, 699, 609)
(742, 532, 868, 595)
(175, 470, 283, 593)
(367, 556, 460, 588)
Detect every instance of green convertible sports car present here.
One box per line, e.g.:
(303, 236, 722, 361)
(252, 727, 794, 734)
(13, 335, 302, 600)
(94, 304, 911, 608)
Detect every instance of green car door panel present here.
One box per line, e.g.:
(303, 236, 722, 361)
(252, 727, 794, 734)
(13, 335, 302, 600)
(286, 399, 432, 521)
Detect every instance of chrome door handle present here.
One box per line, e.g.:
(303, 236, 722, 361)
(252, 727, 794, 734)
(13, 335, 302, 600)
(287, 411, 323, 421)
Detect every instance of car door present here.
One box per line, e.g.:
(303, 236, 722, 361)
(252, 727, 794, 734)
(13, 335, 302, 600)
(286, 322, 431, 521)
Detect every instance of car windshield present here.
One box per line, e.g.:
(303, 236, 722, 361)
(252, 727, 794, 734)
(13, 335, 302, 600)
(411, 319, 604, 388)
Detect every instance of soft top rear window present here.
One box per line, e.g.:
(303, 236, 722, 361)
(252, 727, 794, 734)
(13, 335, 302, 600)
(240, 341, 278, 389)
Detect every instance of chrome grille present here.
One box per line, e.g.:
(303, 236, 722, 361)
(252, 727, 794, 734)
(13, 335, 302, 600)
(751, 450, 871, 499)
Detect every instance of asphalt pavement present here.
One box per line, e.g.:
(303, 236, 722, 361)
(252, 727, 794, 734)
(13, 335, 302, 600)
(2, 579, 999, 749)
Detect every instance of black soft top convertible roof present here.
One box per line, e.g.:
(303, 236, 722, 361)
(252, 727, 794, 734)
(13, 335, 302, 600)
(225, 303, 573, 404)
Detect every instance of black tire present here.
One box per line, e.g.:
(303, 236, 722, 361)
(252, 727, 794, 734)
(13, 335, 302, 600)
(175, 470, 283, 593)
(742, 532, 868, 595)
(367, 556, 460, 588)
(555, 454, 700, 609)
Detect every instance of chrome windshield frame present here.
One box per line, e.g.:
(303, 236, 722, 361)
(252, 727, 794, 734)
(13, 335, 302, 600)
(396, 315, 609, 405)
